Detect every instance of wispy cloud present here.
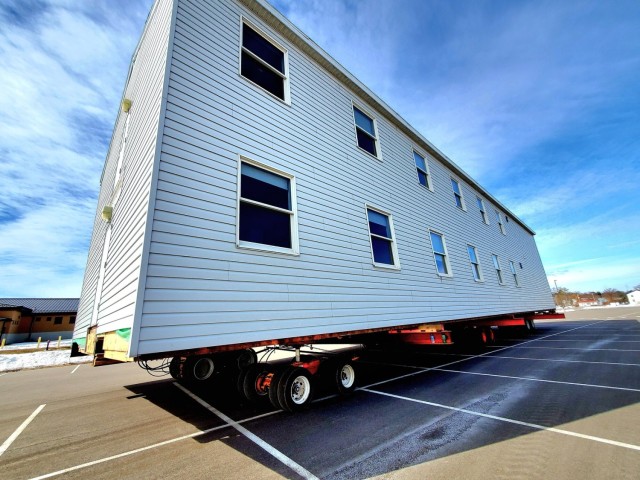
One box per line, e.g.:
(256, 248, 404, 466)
(0, 0, 152, 297)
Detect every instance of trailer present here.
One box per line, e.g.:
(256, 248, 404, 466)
(74, 0, 559, 411)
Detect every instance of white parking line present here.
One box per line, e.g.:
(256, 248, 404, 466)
(1, 404, 46, 457)
(500, 339, 640, 343)
(485, 355, 640, 367)
(361, 321, 603, 390)
(70, 366, 80, 374)
(361, 388, 640, 452)
(432, 368, 640, 392)
(175, 383, 319, 480)
(487, 345, 640, 352)
(29, 409, 281, 480)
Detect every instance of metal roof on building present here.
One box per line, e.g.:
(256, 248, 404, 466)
(0, 298, 79, 314)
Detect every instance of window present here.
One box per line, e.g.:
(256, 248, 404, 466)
(413, 151, 432, 190)
(240, 20, 289, 102)
(69, 316, 76, 324)
(353, 105, 380, 158)
(492, 254, 504, 284)
(366, 207, 399, 268)
(237, 159, 298, 254)
(495, 210, 505, 234)
(509, 261, 519, 286)
(429, 231, 451, 276)
(476, 196, 489, 224)
(46, 317, 52, 322)
(451, 178, 465, 210)
(54, 316, 63, 325)
(36, 317, 41, 322)
(467, 245, 483, 282)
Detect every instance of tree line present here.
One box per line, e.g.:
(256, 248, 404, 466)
(552, 285, 639, 307)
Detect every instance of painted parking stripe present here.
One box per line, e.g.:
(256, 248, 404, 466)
(499, 338, 640, 343)
(70, 365, 80, 374)
(29, 409, 281, 480)
(432, 367, 640, 392)
(487, 345, 640, 352)
(485, 355, 640, 367)
(175, 383, 319, 480)
(359, 360, 640, 391)
(362, 321, 603, 390)
(361, 388, 640, 452)
(1, 404, 46, 457)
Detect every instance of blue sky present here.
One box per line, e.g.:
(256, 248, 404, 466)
(0, 0, 638, 297)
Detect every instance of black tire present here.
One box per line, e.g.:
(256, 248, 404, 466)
(268, 368, 288, 409)
(169, 357, 182, 379)
(527, 319, 536, 331)
(242, 364, 273, 403)
(335, 361, 357, 395)
(184, 355, 216, 381)
(278, 367, 314, 412)
(236, 349, 258, 370)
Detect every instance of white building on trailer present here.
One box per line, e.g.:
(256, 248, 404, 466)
(74, 0, 554, 361)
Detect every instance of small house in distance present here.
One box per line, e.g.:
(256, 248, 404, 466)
(0, 298, 79, 345)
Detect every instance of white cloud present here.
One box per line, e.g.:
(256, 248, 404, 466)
(0, 0, 152, 297)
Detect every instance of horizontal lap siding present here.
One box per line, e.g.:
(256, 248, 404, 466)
(75, 0, 173, 342)
(137, 0, 553, 355)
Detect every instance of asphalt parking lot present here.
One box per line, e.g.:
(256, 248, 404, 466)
(1, 310, 639, 479)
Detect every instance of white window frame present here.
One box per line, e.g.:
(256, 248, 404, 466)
(509, 260, 520, 287)
(476, 196, 489, 224)
(495, 210, 506, 235)
(492, 254, 504, 285)
(365, 204, 400, 269)
(239, 17, 290, 105)
(429, 229, 452, 277)
(467, 244, 484, 282)
(236, 156, 299, 255)
(450, 177, 466, 211)
(352, 102, 382, 160)
(413, 149, 433, 191)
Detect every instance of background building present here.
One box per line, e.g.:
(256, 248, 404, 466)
(0, 299, 79, 345)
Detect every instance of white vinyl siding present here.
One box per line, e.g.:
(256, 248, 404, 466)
(75, 0, 173, 343)
(75, 0, 554, 356)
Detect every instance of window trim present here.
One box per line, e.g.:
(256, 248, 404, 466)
(492, 254, 505, 285)
(413, 149, 433, 191)
(495, 210, 506, 235)
(476, 196, 489, 224)
(352, 102, 382, 160)
(429, 229, 453, 277)
(239, 17, 291, 105)
(365, 204, 400, 270)
(467, 244, 484, 282)
(509, 260, 520, 287)
(450, 177, 467, 211)
(236, 155, 299, 256)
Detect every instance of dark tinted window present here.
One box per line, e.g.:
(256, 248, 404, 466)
(241, 163, 290, 209)
(371, 237, 394, 265)
(239, 202, 291, 248)
(356, 129, 377, 156)
(368, 209, 391, 238)
(241, 54, 285, 100)
(54, 316, 63, 325)
(243, 24, 284, 73)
